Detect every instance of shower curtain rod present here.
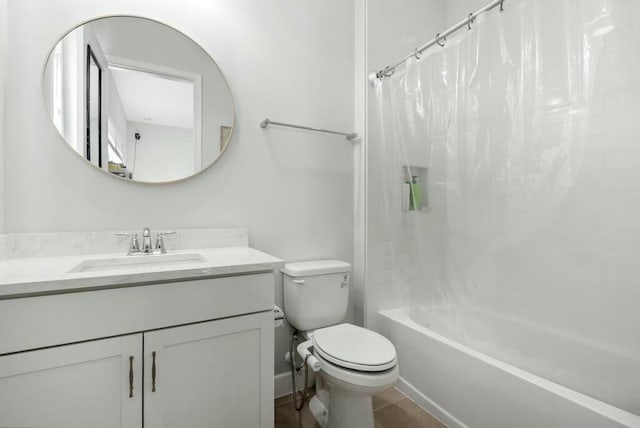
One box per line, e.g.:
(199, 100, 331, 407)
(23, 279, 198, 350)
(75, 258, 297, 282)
(374, 0, 507, 79)
(260, 118, 358, 141)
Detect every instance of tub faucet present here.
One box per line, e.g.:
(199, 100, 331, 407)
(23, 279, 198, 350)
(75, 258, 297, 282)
(141, 227, 153, 254)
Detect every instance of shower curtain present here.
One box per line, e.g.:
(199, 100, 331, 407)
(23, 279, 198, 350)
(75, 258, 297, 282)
(370, 0, 640, 415)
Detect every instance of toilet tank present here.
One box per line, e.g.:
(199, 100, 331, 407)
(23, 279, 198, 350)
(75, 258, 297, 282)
(281, 260, 351, 331)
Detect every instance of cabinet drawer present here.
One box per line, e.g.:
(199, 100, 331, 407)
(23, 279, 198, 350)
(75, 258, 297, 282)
(0, 272, 274, 355)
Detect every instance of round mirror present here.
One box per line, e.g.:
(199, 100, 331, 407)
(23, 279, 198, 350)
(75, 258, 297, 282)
(43, 16, 235, 183)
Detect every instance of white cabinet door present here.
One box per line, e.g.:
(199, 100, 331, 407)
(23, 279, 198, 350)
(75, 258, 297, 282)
(144, 312, 274, 428)
(0, 334, 143, 428)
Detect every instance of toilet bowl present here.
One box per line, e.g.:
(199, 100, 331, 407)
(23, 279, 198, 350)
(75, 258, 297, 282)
(311, 323, 398, 428)
(282, 261, 399, 428)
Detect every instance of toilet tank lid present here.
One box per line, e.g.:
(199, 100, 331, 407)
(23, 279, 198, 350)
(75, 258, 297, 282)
(281, 260, 351, 277)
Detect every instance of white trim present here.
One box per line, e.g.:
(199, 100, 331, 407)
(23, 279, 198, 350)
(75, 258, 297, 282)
(275, 368, 313, 400)
(274, 372, 293, 399)
(104, 55, 203, 169)
(193, 73, 202, 169)
(105, 55, 200, 83)
(395, 377, 465, 428)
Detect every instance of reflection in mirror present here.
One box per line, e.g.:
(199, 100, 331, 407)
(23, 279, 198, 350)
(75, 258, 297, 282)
(87, 46, 102, 168)
(43, 17, 234, 183)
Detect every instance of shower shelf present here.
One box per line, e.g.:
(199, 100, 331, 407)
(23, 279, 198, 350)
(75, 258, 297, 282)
(402, 165, 428, 212)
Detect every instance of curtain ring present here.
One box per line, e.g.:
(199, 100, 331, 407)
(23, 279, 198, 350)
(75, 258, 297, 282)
(383, 66, 395, 78)
(435, 33, 446, 47)
(377, 67, 392, 79)
(500, 0, 505, 13)
(414, 48, 422, 60)
(467, 13, 475, 30)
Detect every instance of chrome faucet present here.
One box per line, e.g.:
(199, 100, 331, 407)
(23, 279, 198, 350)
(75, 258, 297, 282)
(117, 228, 176, 255)
(115, 232, 141, 255)
(141, 227, 153, 254)
(155, 231, 176, 254)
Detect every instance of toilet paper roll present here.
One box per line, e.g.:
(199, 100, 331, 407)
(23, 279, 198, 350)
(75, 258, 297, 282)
(274, 305, 284, 328)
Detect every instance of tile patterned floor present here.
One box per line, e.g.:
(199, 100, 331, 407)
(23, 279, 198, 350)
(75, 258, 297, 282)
(275, 387, 446, 428)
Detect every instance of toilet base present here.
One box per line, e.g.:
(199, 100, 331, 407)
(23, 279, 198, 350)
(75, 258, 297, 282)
(309, 353, 398, 428)
(326, 387, 374, 428)
(311, 385, 375, 428)
(310, 375, 377, 428)
(309, 389, 329, 427)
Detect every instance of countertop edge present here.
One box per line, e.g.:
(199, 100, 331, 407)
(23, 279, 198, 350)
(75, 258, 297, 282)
(0, 247, 284, 299)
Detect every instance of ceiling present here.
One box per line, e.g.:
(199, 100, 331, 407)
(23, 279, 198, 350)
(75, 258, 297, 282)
(110, 67, 194, 129)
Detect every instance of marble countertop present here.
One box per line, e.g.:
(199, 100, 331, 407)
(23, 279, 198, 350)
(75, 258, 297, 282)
(0, 247, 283, 299)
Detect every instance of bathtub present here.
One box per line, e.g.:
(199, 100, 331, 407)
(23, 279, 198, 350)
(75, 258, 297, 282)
(379, 307, 640, 428)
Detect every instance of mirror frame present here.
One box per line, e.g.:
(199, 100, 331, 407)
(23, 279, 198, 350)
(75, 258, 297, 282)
(42, 14, 236, 185)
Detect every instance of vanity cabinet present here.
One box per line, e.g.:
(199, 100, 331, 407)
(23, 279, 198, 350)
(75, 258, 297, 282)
(144, 312, 271, 427)
(0, 335, 143, 428)
(0, 272, 276, 428)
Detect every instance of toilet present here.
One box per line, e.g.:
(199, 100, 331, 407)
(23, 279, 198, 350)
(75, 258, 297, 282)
(282, 260, 399, 428)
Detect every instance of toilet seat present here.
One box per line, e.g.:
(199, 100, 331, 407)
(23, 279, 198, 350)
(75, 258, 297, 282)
(312, 323, 397, 372)
(314, 350, 400, 392)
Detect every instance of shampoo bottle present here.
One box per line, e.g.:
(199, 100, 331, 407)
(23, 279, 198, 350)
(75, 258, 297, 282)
(402, 181, 412, 211)
(410, 176, 421, 210)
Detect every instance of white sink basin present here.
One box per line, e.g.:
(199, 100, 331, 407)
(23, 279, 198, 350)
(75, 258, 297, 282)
(68, 253, 207, 273)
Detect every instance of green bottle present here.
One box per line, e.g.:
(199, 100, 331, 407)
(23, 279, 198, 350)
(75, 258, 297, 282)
(410, 176, 421, 210)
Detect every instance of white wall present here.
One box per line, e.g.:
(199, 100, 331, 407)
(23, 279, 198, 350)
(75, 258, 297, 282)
(105, 69, 128, 165)
(129, 121, 194, 182)
(60, 28, 84, 154)
(4, 0, 355, 378)
(0, 0, 6, 234)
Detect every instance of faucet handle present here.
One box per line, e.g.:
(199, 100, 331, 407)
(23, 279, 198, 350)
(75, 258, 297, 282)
(115, 232, 140, 255)
(155, 231, 176, 254)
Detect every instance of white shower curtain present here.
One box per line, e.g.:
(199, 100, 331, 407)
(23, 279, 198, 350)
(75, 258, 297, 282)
(370, 0, 640, 415)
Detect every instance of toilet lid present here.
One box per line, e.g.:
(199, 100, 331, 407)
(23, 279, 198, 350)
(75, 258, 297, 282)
(312, 323, 397, 372)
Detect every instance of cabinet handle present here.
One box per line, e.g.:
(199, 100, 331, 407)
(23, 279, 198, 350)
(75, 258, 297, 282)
(151, 351, 157, 392)
(128, 355, 134, 398)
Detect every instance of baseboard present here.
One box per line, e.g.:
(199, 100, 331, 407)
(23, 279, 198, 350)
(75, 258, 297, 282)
(395, 376, 467, 428)
(275, 372, 292, 399)
(275, 366, 317, 400)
